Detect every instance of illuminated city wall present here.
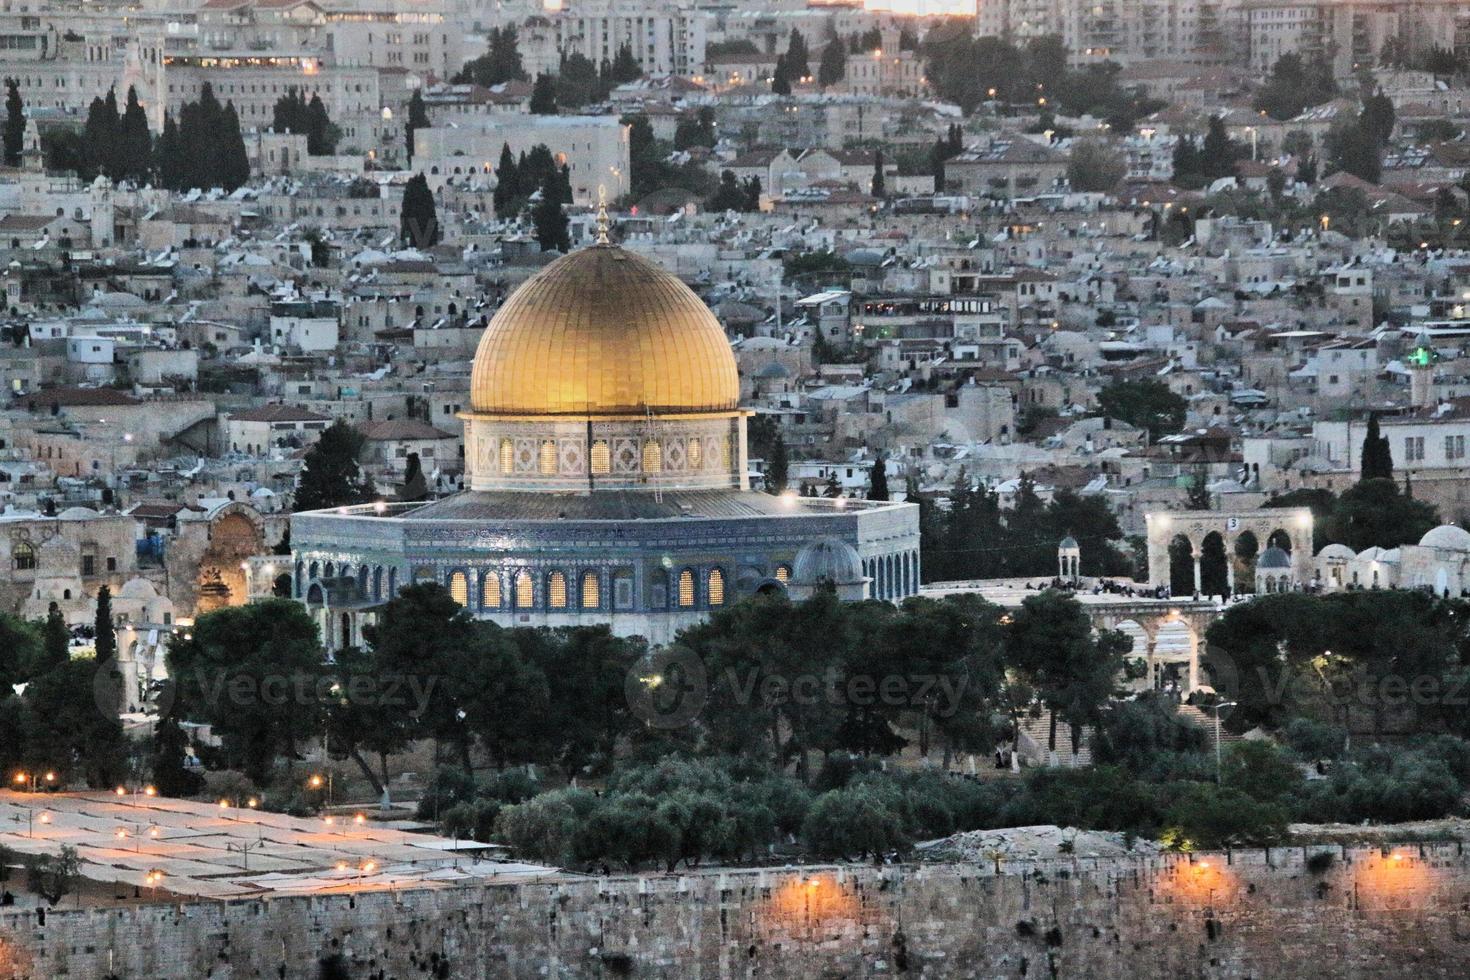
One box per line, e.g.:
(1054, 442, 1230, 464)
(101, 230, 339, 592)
(1, 846, 1468, 978)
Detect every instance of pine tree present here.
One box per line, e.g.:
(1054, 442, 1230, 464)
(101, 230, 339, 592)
(610, 42, 642, 84)
(868, 455, 890, 500)
(93, 586, 115, 664)
(400, 173, 440, 248)
(3, 78, 23, 168)
(404, 88, 429, 163)
(306, 94, 335, 155)
(294, 420, 376, 512)
(530, 72, 558, 114)
(150, 709, 203, 797)
(120, 86, 151, 183)
(871, 150, 886, 198)
(532, 173, 570, 252)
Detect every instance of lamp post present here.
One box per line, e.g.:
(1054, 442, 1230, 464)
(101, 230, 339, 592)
(1208, 701, 1238, 780)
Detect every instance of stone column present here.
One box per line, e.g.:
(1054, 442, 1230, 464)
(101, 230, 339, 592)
(1226, 560, 1235, 596)
(1192, 552, 1202, 594)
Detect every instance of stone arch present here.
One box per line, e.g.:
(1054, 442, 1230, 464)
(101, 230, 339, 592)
(1146, 509, 1313, 590)
(1200, 531, 1229, 598)
(1167, 534, 1195, 595)
(1233, 530, 1259, 594)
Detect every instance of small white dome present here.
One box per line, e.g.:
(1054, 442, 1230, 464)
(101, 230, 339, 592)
(1317, 543, 1355, 561)
(1419, 525, 1470, 551)
(792, 538, 865, 586)
(56, 506, 99, 521)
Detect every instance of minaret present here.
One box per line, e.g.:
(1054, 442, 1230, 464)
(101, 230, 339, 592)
(1408, 341, 1435, 410)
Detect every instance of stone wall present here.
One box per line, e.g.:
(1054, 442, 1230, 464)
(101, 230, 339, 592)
(4, 845, 1470, 979)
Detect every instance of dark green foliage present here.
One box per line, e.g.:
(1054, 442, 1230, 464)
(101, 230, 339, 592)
(272, 88, 339, 155)
(530, 72, 557, 114)
(157, 84, 249, 191)
(3, 78, 23, 168)
(609, 42, 642, 85)
(785, 29, 811, 80)
(771, 55, 792, 96)
(119, 87, 152, 181)
(293, 420, 376, 513)
(167, 600, 326, 785)
(1322, 479, 1437, 552)
(404, 88, 430, 163)
(1096, 379, 1187, 440)
(93, 585, 115, 665)
(673, 107, 716, 150)
(399, 172, 440, 248)
(453, 26, 527, 87)
(871, 150, 885, 198)
(868, 456, 889, 501)
(1361, 413, 1393, 481)
(818, 39, 846, 87)
(532, 173, 570, 252)
(1253, 53, 1336, 121)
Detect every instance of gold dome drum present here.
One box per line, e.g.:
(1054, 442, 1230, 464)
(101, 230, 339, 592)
(462, 245, 748, 493)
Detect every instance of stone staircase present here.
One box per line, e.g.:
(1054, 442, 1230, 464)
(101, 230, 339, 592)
(1175, 704, 1247, 746)
(1014, 711, 1093, 767)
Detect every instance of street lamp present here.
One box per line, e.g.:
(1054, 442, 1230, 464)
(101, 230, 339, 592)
(1207, 701, 1238, 780)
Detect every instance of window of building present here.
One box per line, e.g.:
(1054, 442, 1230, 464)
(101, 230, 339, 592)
(81, 555, 95, 577)
(539, 439, 558, 475)
(1406, 436, 1425, 462)
(548, 571, 568, 608)
(642, 440, 662, 472)
(500, 437, 514, 474)
(1448, 435, 1466, 460)
(448, 571, 468, 606)
(581, 571, 600, 609)
(707, 568, 725, 606)
(688, 438, 703, 468)
(775, 564, 791, 583)
(678, 569, 696, 607)
(614, 569, 634, 609)
(106, 556, 116, 572)
(515, 570, 533, 608)
(13, 542, 35, 571)
(590, 439, 610, 474)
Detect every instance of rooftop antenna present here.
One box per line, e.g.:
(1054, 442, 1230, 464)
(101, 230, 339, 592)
(596, 184, 611, 245)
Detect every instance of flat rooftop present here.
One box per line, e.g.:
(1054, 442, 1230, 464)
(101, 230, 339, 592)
(0, 791, 558, 900)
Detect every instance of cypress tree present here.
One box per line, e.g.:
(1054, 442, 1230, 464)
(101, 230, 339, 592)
(93, 585, 115, 663)
(1361, 413, 1394, 481)
(41, 601, 68, 671)
(532, 173, 570, 252)
(493, 141, 518, 217)
(766, 433, 789, 493)
(871, 150, 886, 198)
(400, 173, 440, 248)
(3, 78, 23, 168)
(306, 93, 334, 155)
(818, 40, 846, 88)
(120, 86, 151, 183)
(771, 55, 792, 96)
(82, 91, 117, 181)
(154, 112, 184, 190)
(218, 101, 250, 190)
(868, 455, 890, 501)
(529, 72, 557, 114)
(404, 88, 429, 163)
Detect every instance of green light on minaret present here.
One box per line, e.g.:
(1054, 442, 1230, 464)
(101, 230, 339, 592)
(1410, 346, 1434, 367)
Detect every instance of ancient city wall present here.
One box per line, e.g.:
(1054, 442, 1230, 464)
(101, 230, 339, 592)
(3, 844, 1470, 979)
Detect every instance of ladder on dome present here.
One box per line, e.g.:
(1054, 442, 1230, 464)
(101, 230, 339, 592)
(643, 405, 664, 504)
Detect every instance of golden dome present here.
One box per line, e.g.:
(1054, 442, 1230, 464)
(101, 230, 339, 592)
(469, 245, 740, 417)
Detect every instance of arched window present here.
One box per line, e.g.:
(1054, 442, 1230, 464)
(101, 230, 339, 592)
(590, 439, 610, 474)
(548, 571, 568, 609)
(448, 571, 468, 606)
(539, 439, 557, 475)
(12, 541, 35, 571)
(707, 568, 725, 606)
(388, 567, 398, 596)
(499, 438, 514, 474)
(372, 567, 383, 601)
(482, 572, 502, 608)
(515, 570, 533, 608)
(774, 564, 790, 583)
(678, 569, 696, 608)
(581, 571, 600, 609)
(642, 440, 662, 473)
